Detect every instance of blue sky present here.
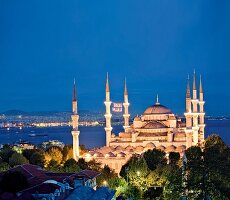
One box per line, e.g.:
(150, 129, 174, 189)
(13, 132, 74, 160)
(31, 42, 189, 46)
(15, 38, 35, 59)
(0, 0, 230, 115)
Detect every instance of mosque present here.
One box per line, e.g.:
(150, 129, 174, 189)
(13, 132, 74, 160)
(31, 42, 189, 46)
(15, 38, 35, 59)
(71, 72, 205, 173)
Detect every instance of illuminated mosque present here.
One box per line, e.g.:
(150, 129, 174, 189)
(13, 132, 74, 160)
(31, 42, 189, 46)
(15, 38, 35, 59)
(71, 72, 205, 173)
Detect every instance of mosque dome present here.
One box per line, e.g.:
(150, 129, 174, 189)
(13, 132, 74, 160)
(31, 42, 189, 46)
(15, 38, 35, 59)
(144, 95, 172, 115)
(143, 95, 172, 115)
(144, 104, 172, 115)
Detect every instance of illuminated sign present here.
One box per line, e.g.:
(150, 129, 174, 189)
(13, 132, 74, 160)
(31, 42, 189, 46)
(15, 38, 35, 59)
(112, 103, 123, 112)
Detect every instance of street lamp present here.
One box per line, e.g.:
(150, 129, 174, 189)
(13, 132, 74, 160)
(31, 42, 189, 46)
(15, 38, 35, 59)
(137, 171, 140, 176)
(103, 180, 107, 187)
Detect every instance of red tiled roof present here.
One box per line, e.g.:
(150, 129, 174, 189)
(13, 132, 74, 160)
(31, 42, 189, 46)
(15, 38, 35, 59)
(77, 170, 100, 179)
(19, 183, 60, 194)
(0, 164, 101, 198)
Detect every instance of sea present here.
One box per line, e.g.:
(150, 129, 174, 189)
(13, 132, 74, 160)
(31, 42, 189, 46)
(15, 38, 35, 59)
(0, 119, 229, 149)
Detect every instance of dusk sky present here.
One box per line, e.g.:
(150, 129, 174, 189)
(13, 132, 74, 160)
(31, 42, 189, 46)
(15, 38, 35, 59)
(0, 1, 230, 115)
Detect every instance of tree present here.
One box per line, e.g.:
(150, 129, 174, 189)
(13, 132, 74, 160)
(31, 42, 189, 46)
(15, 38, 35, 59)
(204, 135, 230, 199)
(87, 159, 101, 171)
(44, 147, 63, 166)
(9, 152, 29, 167)
(22, 149, 38, 160)
(0, 171, 28, 194)
(126, 156, 149, 196)
(77, 158, 101, 171)
(108, 177, 128, 197)
(123, 185, 141, 200)
(30, 152, 45, 167)
(47, 159, 61, 172)
(97, 165, 116, 186)
(77, 158, 88, 170)
(0, 146, 16, 163)
(185, 146, 204, 199)
(63, 158, 81, 172)
(146, 168, 166, 188)
(62, 145, 73, 162)
(168, 152, 180, 165)
(181, 135, 230, 199)
(143, 187, 163, 200)
(161, 165, 182, 200)
(143, 149, 166, 170)
(0, 162, 10, 172)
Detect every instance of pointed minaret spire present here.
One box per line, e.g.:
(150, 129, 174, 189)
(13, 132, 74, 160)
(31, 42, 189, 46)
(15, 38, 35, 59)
(123, 78, 130, 130)
(199, 75, 203, 94)
(106, 72, 110, 93)
(156, 94, 160, 105)
(185, 74, 192, 126)
(124, 78, 128, 96)
(198, 74, 205, 142)
(105, 72, 110, 102)
(186, 75, 191, 99)
(73, 78, 77, 102)
(193, 69, 197, 100)
(193, 69, 196, 91)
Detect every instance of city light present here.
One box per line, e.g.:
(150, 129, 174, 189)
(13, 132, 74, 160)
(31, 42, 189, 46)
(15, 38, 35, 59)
(103, 180, 107, 186)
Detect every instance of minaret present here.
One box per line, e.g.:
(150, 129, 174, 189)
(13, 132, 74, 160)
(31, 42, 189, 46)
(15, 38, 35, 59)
(104, 73, 112, 146)
(198, 75, 205, 141)
(123, 78, 130, 131)
(71, 79, 80, 160)
(185, 75, 192, 128)
(191, 71, 199, 144)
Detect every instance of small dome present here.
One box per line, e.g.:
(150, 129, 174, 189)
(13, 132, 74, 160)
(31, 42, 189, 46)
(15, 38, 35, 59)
(105, 152, 115, 157)
(157, 145, 166, 151)
(127, 149, 134, 153)
(144, 104, 172, 115)
(145, 142, 156, 149)
(136, 146, 144, 152)
(115, 146, 125, 151)
(93, 152, 104, 157)
(117, 152, 126, 157)
(142, 121, 167, 129)
(125, 146, 134, 151)
(176, 145, 186, 152)
(165, 145, 176, 152)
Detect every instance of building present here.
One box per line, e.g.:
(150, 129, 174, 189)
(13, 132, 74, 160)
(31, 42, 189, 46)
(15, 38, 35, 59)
(0, 164, 113, 200)
(72, 72, 205, 173)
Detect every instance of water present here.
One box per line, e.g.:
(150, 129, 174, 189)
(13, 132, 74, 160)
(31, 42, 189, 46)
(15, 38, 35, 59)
(0, 120, 229, 148)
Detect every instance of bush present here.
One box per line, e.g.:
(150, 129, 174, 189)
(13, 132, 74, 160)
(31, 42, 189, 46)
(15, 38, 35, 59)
(63, 158, 81, 172)
(9, 153, 29, 167)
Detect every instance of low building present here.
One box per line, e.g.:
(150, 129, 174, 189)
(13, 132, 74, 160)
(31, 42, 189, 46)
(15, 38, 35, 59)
(0, 164, 115, 200)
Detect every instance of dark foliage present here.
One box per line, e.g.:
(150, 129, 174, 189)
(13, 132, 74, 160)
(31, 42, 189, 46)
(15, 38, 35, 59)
(0, 171, 28, 194)
(143, 149, 166, 170)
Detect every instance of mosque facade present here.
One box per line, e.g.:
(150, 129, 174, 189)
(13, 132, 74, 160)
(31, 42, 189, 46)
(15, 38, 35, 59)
(71, 72, 205, 173)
